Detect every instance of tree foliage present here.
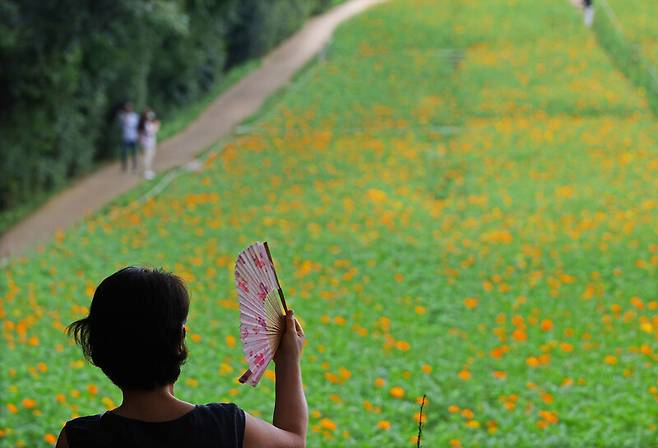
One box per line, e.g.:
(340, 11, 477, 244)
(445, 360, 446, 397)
(0, 0, 339, 212)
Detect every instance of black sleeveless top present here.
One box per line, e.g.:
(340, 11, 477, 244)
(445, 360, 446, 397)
(64, 403, 245, 448)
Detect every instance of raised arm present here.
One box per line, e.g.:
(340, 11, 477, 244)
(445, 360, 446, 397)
(243, 310, 307, 448)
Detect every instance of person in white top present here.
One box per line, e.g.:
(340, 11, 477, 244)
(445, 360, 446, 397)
(583, 0, 594, 27)
(119, 102, 140, 172)
(139, 109, 161, 180)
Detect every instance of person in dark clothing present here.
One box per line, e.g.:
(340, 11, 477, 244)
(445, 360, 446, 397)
(56, 267, 307, 448)
(118, 103, 140, 172)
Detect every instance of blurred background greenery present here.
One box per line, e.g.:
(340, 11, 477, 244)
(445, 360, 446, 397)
(0, 0, 343, 224)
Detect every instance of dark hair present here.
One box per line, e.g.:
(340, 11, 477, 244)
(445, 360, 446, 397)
(68, 267, 190, 390)
(138, 111, 147, 133)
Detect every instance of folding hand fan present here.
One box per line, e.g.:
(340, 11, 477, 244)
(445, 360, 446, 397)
(235, 241, 288, 386)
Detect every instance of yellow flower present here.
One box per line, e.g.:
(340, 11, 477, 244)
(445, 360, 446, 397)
(366, 188, 388, 203)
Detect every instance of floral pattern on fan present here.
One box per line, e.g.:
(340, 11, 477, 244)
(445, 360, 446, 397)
(235, 241, 288, 386)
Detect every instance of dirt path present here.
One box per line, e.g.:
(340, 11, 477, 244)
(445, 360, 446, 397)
(0, 0, 383, 261)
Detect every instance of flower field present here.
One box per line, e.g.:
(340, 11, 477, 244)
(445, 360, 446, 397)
(1, 0, 657, 446)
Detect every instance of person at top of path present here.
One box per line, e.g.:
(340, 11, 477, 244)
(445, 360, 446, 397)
(118, 102, 140, 172)
(583, 0, 594, 27)
(139, 108, 161, 180)
(56, 267, 307, 448)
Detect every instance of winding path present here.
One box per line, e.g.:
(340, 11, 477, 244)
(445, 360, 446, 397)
(0, 0, 383, 261)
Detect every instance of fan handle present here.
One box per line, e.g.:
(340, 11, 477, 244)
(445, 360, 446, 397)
(264, 241, 288, 313)
(238, 369, 253, 384)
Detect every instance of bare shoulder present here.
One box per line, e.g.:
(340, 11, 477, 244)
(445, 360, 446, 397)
(243, 413, 305, 448)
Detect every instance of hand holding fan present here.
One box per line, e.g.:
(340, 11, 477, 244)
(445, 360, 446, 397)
(235, 241, 288, 386)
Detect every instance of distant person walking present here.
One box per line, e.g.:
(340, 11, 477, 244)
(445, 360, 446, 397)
(139, 109, 161, 180)
(119, 103, 140, 172)
(583, 0, 594, 27)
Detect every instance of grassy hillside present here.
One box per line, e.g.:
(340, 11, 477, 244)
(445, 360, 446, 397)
(1, 1, 656, 446)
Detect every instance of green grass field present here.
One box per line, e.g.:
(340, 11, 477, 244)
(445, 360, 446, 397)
(1, 1, 657, 446)
(606, 0, 658, 70)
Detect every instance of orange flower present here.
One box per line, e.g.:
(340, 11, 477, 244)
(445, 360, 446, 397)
(319, 418, 336, 431)
(22, 398, 36, 409)
(490, 346, 505, 358)
(377, 420, 391, 430)
(421, 363, 432, 374)
(630, 296, 643, 309)
(539, 410, 559, 424)
(458, 369, 471, 380)
(526, 356, 540, 367)
(101, 396, 116, 409)
(6, 403, 17, 414)
(366, 188, 388, 203)
(395, 340, 410, 351)
(540, 319, 553, 331)
(374, 377, 385, 387)
(512, 329, 527, 342)
(604, 355, 617, 365)
(44, 434, 57, 444)
(464, 297, 478, 309)
(560, 342, 573, 352)
(325, 372, 338, 384)
(389, 386, 405, 398)
(414, 412, 427, 423)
